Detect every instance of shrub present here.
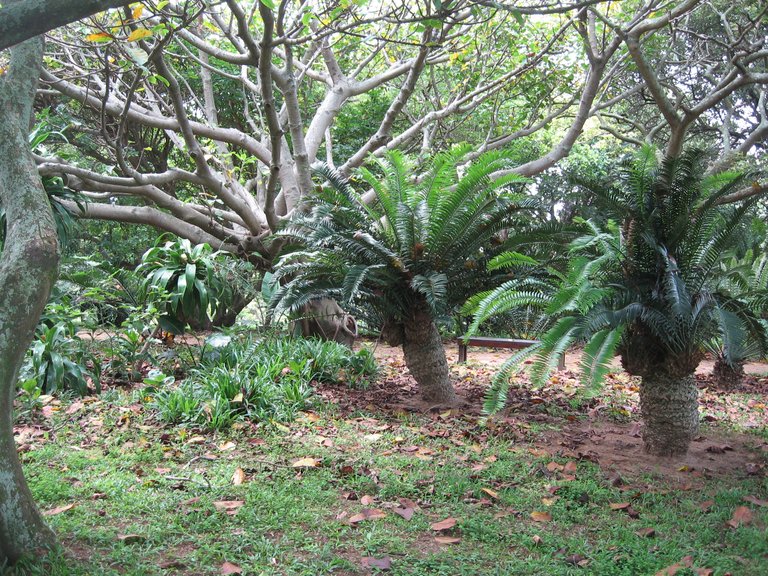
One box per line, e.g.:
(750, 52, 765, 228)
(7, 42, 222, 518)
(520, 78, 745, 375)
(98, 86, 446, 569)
(151, 335, 377, 430)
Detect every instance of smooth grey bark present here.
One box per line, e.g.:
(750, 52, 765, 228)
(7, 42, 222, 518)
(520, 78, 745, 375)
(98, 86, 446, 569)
(401, 306, 457, 406)
(0, 0, 129, 51)
(0, 37, 59, 564)
(639, 373, 699, 457)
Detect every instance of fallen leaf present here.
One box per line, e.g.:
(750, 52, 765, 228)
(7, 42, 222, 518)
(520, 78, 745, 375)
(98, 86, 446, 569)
(231, 467, 246, 486)
(360, 494, 375, 506)
(481, 488, 499, 499)
(434, 536, 462, 544)
(655, 555, 693, 576)
(220, 561, 242, 575)
(430, 517, 457, 531)
(694, 569, 714, 576)
(531, 534, 543, 545)
(635, 527, 656, 538)
(218, 441, 236, 451)
(726, 506, 753, 529)
(541, 497, 558, 507)
(117, 534, 145, 544)
(291, 457, 320, 468)
(361, 556, 392, 569)
(393, 506, 414, 521)
(564, 554, 589, 567)
(213, 500, 244, 515)
(698, 500, 715, 511)
(546, 462, 564, 472)
(743, 495, 768, 507)
(348, 508, 386, 524)
(43, 503, 75, 516)
(563, 461, 578, 474)
(530, 511, 552, 522)
(609, 502, 631, 510)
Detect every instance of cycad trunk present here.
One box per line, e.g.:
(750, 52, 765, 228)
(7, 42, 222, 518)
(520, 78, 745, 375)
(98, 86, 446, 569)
(639, 372, 699, 456)
(401, 306, 457, 405)
(712, 355, 744, 389)
(0, 36, 58, 563)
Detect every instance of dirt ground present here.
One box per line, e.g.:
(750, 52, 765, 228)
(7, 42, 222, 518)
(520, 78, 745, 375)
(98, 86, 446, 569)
(341, 339, 768, 483)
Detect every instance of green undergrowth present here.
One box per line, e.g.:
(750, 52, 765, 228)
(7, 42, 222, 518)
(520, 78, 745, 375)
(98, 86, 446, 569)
(7, 384, 768, 576)
(151, 335, 378, 430)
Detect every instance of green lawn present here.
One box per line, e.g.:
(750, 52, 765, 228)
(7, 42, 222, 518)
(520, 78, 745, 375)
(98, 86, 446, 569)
(7, 358, 768, 576)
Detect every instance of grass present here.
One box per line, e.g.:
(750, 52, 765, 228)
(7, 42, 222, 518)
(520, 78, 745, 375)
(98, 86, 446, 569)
(6, 373, 768, 576)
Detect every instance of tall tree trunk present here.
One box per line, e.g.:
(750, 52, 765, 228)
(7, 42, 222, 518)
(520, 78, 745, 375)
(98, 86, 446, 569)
(639, 372, 699, 456)
(402, 306, 457, 405)
(712, 354, 744, 389)
(0, 36, 59, 564)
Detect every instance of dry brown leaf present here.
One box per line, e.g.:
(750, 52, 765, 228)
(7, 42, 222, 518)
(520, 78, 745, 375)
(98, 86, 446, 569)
(43, 503, 75, 516)
(231, 467, 246, 486)
(609, 502, 631, 510)
(635, 527, 656, 538)
(393, 506, 414, 521)
(698, 500, 715, 511)
(220, 561, 243, 575)
(694, 568, 714, 576)
(361, 556, 392, 569)
(726, 505, 753, 529)
(743, 495, 768, 508)
(563, 461, 578, 474)
(530, 511, 552, 522)
(531, 534, 543, 545)
(655, 555, 693, 576)
(434, 536, 462, 544)
(213, 500, 245, 515)
(430, 517, 457, 531)
(360, 494, 375, 506)
(541, 497, 559, 507)
(546, 461, 564, 472)
(348, 508, 386, 524)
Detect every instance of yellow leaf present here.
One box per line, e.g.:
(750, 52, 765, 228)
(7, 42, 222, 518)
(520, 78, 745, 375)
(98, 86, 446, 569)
(231, 467, 246, 486)
(86, 32, 112, 43)
(127, 28, 152, 42)
(132, 5, 144, 19)
(291, 457, 320, 468)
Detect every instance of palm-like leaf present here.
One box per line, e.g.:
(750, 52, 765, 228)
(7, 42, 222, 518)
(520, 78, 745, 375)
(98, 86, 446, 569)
(471, 146, 768, 413)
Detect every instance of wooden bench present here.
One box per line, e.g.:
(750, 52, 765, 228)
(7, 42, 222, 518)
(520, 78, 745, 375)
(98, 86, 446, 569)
(457, 336, 565, 370)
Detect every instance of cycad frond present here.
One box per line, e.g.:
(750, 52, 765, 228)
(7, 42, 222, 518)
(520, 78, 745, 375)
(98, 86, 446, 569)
(483, 344, 541, 414)
(580, 326, 624, 393)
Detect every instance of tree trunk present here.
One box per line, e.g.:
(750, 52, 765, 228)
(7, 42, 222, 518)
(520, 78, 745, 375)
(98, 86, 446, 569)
(0, 36, 59, 564)
(712, 354, 744, 389)
(401, 306, 457, 405)
(639, 372, 699, 456)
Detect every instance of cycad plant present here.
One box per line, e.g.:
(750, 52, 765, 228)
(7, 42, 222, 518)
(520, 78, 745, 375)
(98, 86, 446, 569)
(470, 147, 767, 456)
(271, 146, 530, 404)
(709, 249, 768, 387)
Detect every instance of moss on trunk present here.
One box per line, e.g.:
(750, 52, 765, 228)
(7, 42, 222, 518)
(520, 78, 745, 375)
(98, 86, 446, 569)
(0, 34, 59, 564)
